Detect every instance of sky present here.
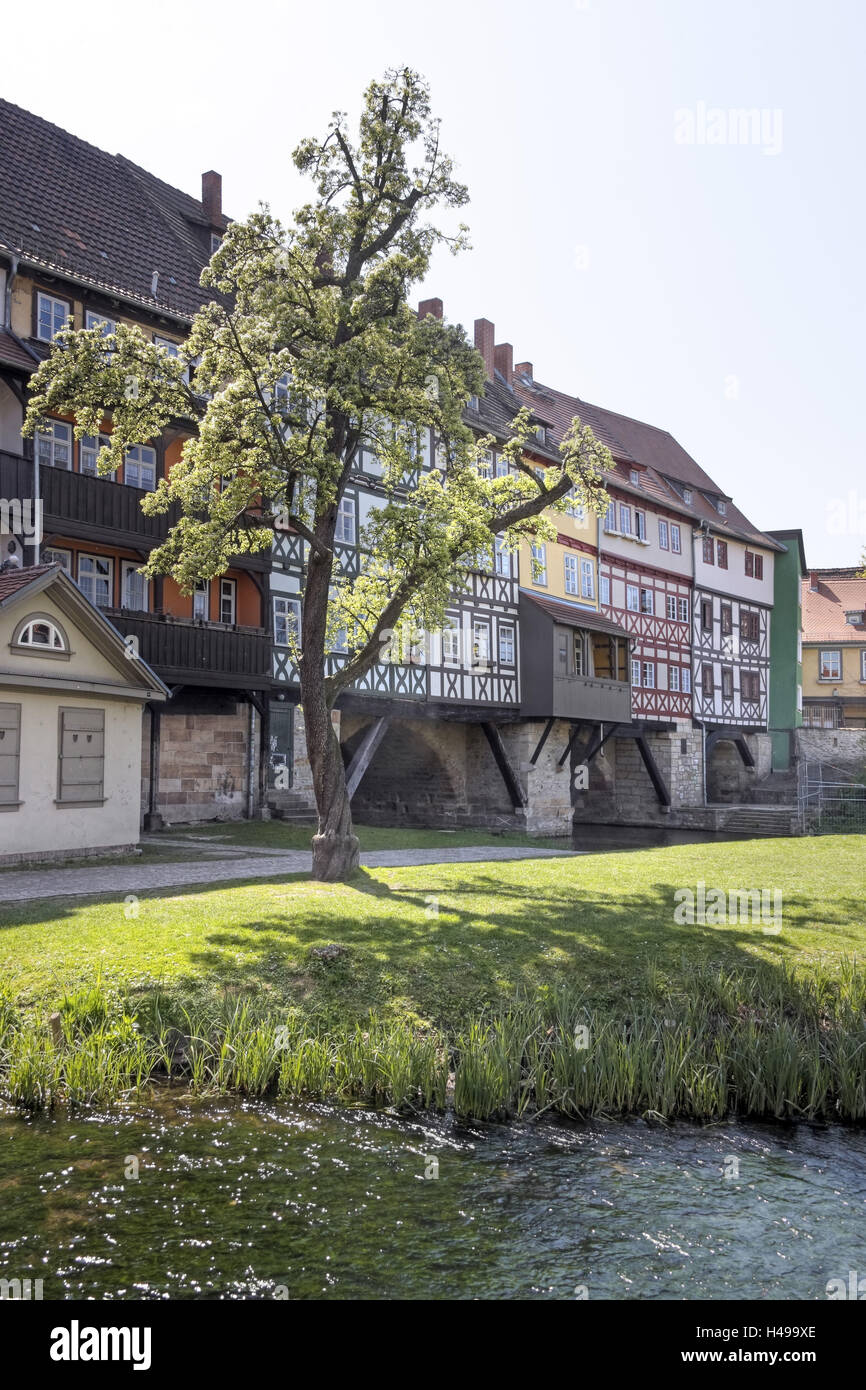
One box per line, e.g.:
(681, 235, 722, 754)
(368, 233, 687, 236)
(3, 0, 864, 566)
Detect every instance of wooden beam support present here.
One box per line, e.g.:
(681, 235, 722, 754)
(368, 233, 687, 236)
(345, 716, 389, 800)
(636, 734, 671, 806)
(557, 720, 586, 768)
(734, 734, 756, 768)
(581, 722, 622, 766)
(482, 722, 527, 808)
(529, 717, 556, 765)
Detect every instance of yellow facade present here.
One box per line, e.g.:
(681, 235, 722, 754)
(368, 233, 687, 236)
(517, 505, 599, 609)
(802, 641, 866, 722)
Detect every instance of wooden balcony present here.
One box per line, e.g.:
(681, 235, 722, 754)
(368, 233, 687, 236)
(105, 610, 272, 689)
(552, 673, 632, 723)
(0, 450, 267, 571)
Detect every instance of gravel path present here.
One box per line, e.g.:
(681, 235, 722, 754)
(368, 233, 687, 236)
(0, 844, 578, 904)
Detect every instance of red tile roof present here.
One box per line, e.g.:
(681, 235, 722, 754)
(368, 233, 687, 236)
(511, 372, 782, 551)
(0, 98, 226, 323)
(802, 571, 866, 643)
(0, 328, 39, 372)
(0, 562, 58, 602)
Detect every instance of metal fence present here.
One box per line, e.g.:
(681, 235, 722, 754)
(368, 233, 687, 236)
(797, 760, 866, 833)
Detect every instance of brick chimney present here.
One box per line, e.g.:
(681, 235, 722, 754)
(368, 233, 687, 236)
(494, 342, 513, 382)
(515, 361, 533, 381)
(418, 297, 443, 320)
(202, 170, 222, 225)
(474, 318, 495, 379)
(809, 570, 819, 591)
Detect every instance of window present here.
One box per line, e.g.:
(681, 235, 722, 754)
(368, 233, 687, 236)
(57, 707, 105, 805)
(600, 574, 610, 606)
(629, 468, 640, 486)
(717, 540, 728, 569)
(498, 622, 515, 665)
(642, 661, 655, 688)
(153, 334, 181, 358)
(211, 232, 222, 253)
(682, 667, 691, 694)
(572, 633, 584, 676)
(619, 504, 631, 535)
(13, 616, 67, 651)
(530, 543, 547, 586)
(477, 450, 493, 478)
(220, 578, 236, 625)
(494, 537, 511, 577)
(85, 310, 116, 339)
(124, 445, 157, 491)
(820, 650, 842, 680)
(741, 671, 760, 704)
(565, 490, 585, 520)
(193, 581, 209, 621)
(845, 611, 865, 626)
(36, 291, 70, 341)
(535, 424, 548, 445)
(666, 595, 677, 621)
(658, 519, 669, 549)
(671, 524, 682, 554)
(77, 554, 112, 608)
(121, 562, 149, 611)
(721, 667, 734, 700)
(718, 500, 727, 516)
(742, 610, 760, 643)
(635, 510, 646, 541)
(678, 597, 689, 623)
(35, 419, 71, 470)
(273, 595, 301, 646)
(442, 618, 460, 664)
(564, 553, 579, 595)
(702, 663, 714, 695)
(0, 704, 21, 807)
(80, 432, 112, 477)
(701, 598, 713, 631)
(626, 584, 639, 612)
(472, 620, 490, 665)
(721, 603, 733, 636)
(669, 666, 680, 692)
(861, 651, 866, 682)
(702, 535, 715, 564)
(640, 588, 654, 615)
(581, 557, 594, 599)
(604, 501, 617, 532)
(631, 658, 641, 687)
(745, 550, 764, 580)
(273, 374, 291, 414)
(683, 488, 693, 504)
(336, 495, 356, 545)
(494, 453, 509, 478)
(42, 547, 71, 573)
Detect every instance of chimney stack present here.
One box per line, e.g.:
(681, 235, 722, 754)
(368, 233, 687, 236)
(515, 361, 533, 381)
(809, 570, 819, 591)
(474, 318, 495, 380)
(202, 170, 222, 225)
(418, 297, 443, 320)
(494, 342, 513, 382)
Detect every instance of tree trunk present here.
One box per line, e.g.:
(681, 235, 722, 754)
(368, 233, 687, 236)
(300, 665, 360, 882)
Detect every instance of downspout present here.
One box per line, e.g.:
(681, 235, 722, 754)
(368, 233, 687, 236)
(3, 253, 18, 329)
(5, 256, 40, 564)
(247, 701, 257, 819)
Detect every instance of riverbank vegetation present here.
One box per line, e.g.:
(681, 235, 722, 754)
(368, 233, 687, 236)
(1, 837, 864, 1122)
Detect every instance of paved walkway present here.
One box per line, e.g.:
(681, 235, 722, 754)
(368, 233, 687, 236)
(0, 844, 578, 905)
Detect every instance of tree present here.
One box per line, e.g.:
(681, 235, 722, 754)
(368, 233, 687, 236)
(24, 68, 612, 881)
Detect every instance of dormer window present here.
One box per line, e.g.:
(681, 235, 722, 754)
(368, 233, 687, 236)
(845, 611, 864, 625)
(466, 395, 479, 412)
(211, 233, 222, 253)
(683, 488, 693, 504)
(535, 424, 548, 444)
(718, 500, 727, 515)
(11, 613, 70, 658)
(629, 469, 640, 486)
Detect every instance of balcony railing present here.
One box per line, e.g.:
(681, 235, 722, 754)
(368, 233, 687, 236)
(105, 610, 271, 689)
(552, 674, 632, 723)
(0, 451, 267, 570)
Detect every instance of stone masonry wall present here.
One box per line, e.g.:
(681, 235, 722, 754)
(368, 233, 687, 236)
(794, 727, 866, 772)
(141, 701, 260, 825)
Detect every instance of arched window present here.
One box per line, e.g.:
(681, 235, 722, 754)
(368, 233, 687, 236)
(12, 614, 70, 655)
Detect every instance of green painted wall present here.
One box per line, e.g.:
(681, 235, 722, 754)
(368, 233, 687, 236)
(768, 530, 805, 770)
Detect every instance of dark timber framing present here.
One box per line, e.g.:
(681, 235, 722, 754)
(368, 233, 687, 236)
(482, 721, 527, 808)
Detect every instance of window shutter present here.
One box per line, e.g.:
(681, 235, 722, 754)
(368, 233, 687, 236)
(58, 708, 105, 803)
(0, 704, 21, 805)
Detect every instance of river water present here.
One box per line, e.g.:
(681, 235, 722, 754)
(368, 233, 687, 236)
(2, 1097, 864, 1300)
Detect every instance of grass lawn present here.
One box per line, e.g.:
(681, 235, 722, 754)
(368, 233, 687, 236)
(1, 835, 862, 1028)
